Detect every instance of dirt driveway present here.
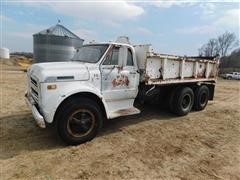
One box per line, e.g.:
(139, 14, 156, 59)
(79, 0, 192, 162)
(0, 69, 239, 179)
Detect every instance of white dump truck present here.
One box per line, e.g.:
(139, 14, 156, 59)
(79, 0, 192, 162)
(25, 37, 219, 145)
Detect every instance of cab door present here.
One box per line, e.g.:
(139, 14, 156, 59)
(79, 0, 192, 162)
(100, 45, 139, 104)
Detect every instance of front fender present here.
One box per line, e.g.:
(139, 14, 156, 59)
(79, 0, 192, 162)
(40, 81, 109, 123)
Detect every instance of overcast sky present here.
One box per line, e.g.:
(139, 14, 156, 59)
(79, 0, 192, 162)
(1, 0, 239, 55)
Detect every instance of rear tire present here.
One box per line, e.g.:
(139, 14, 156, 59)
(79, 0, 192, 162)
(171, 87, 194, 116)
(194, 85, 209, 111)
(56, 97, 103, 145)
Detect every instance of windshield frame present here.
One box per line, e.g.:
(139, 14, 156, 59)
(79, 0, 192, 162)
(72, 44, 110, 64)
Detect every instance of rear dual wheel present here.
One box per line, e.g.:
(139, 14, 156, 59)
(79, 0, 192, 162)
(194, 85, 209, 111)
(169, 85, 209, 116)
(169, 87, 194, 116)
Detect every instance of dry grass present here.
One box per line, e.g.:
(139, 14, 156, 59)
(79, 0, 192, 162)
(0, 64, 239, 179)
(0, 56, 32, 72)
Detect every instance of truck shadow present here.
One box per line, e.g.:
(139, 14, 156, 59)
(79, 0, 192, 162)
(101, 104, 177, 135)
(0, 112, 64, 160)
(0, 104, 178, 160)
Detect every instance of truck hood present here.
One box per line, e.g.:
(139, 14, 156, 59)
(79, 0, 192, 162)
(28, 62, 90, 82)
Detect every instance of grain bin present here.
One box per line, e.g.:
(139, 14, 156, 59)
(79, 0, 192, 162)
(33, 24, 84, 63)
(0, 47, 10, 59)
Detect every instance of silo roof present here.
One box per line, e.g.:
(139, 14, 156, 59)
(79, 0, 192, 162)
(34, 24, 83, 40)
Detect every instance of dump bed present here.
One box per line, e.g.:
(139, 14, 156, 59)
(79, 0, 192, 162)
(134, 45, 219, 85)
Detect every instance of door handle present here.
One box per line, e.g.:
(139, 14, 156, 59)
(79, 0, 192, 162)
(130, 72, 136, 75)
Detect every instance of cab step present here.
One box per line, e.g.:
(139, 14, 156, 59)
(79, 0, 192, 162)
(109, 107, 140, 119)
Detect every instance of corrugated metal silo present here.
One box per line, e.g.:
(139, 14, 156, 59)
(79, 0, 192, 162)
(33, 24, 84, 63)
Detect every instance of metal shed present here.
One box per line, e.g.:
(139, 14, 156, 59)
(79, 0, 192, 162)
(33, 24, 84, 63)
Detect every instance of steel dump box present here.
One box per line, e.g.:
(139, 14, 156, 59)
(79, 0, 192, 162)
(134, 45, 219, 85)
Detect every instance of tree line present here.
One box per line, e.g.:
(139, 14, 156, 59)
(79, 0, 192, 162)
(198, 31, 239, 57)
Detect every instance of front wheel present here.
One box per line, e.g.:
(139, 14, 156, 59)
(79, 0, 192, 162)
(57, 97, 103, 145)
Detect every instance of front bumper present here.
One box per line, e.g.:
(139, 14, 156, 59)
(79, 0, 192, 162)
(25, 93, 46, 128)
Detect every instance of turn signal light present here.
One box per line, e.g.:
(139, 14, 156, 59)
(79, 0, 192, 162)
(47, 84, 57, 90)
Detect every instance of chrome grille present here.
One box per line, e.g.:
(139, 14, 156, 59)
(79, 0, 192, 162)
(31, 87, 38, 97)
(29, 75, 39, 103)
(30, 77, 38, 87)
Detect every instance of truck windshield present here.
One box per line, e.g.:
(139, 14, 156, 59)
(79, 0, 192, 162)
(72, 44, 109, 63)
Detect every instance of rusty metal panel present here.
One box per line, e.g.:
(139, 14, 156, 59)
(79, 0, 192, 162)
(143, 53, 218, 85)
(197, 62, 206, 78)
(147, 78, 217, 85)
(145, 57, 162, 79)
(165, 59, 180, 79)
(183, 61, 194, 78)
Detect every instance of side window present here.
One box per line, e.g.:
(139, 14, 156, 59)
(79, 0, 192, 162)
(111, 48, 119, 65)
(127, 48, 133, 66)
(103, 47, 119, 65)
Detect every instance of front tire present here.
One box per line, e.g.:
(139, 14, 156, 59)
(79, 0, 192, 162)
(57, 97, 103, 145)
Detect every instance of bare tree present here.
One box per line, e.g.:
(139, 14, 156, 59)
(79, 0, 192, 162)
(218, 32, 237, 57)
(199, 39, 219, 57)
(198, 31, 238, 57)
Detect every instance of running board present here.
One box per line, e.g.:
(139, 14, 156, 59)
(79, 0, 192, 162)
(109, 107, 140, 119)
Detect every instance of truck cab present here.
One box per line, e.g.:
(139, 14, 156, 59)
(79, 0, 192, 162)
(26, 42, 141, 144)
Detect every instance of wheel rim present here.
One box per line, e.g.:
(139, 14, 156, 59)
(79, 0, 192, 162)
(182, 94, 191, 110)
(67, 109, 95, 138)
(200, 92, 207, 106)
